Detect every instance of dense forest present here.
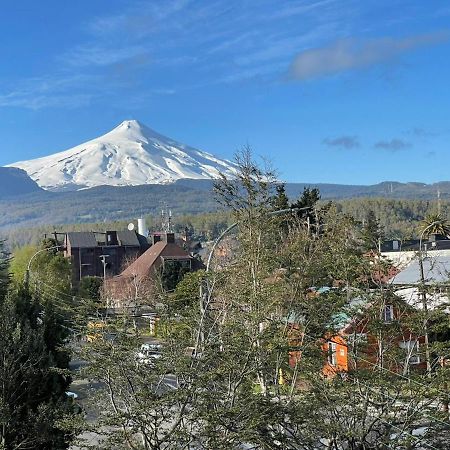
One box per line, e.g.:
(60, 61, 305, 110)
(1, 197, 446, 249)
(1, 178, 449, 231)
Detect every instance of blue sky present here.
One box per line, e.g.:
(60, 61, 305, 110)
(0, 0, 449, 185)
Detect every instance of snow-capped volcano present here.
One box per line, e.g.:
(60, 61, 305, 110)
(6, 120, 237, 191)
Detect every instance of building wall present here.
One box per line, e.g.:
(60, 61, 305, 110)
(65, 244, 143, 284)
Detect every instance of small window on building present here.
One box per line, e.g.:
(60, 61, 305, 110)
(399, 340, 420, 365)
(383, 305, 394, 323)
(328, 342, 337, 366)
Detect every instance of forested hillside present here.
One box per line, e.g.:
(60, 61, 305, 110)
(0, 179, 449, 231)
(337, 197, 447, 239)
(1, 197, 445, 249)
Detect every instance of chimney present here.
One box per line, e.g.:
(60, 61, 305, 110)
(106, 231, 118, 246)
(138, 218, 147, 237)
(152, 232, 162, 245)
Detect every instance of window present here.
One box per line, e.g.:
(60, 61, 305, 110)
(328, 342, 337, 366)
(399, 340, 420, 365)
(383, 305, 394, 323)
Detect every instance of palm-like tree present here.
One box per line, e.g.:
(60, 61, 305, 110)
(419, 213, 450, 238)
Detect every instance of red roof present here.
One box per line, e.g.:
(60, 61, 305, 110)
(120, 240, 191, 279)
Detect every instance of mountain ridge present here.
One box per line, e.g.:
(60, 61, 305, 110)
(0, 167, 42, 198)
(6, 120, 237, 191)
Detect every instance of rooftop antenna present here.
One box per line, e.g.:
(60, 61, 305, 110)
(160, 204, 173, 233)
(437, 189, 441, 215)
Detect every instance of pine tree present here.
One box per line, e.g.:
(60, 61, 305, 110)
(0, 242, 76, 449)
(361, 209, 384, 252)
(290, 186, 321, 234)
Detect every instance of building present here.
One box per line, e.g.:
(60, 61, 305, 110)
(321, 252, 450, 377)
(63, 230, 149, 284)
(381, 233, 450, 253)
(106, 232, 200, 309)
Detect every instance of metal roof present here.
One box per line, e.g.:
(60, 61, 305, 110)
(391, 255, 450, 285)
(117, 230, 141, 247)
(66, 232, 97, 248)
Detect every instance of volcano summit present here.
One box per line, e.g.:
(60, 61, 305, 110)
(7, 120, 237, 191)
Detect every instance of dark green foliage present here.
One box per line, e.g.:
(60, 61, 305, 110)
(169, 270, 205, 312)
(160, 260, 191, 292)
(336, 197, 441, 240)
(271, 184, 290, 211)
(77, 276, 102, 302)
(0, 242, 76, 449)
(290, 186, 322, 234)
(0, 240, 10, 298)
(360, 209, 384, 251)
(291, 186, 321, 212)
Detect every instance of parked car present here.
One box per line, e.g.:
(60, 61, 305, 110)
(136, 343, 162, 366)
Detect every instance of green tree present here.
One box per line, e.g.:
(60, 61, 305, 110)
(290, 186, 321, 234)
(0, 242, 76, 449)
(361, 209, 384, 252)
(419, 212, 450, 238)
(74, 152, 450, 449)
(271, 183, 290, 211)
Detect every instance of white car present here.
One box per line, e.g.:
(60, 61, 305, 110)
(136, 343, 162, 366)
(65, 391, 79, 400)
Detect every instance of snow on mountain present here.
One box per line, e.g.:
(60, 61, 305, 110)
(6, 120, 237, 191)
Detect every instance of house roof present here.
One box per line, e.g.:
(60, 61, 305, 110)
(395, 287, 449, 312)
(117, 230, 141, 247)
(66, 232, 98, 248)
(120, 240, 191, 279)
(391, 255, 450, 285)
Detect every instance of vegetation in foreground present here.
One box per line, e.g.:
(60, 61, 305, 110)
(0, 240, 79, 449)
(70, 151, 450, 449)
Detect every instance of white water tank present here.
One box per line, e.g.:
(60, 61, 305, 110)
(137, 218, 148, 237)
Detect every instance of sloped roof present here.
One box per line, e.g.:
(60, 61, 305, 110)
(120, 241, 191, 279)
(395, 287, 449, 311)
(66, 232, 97, 248)
(117, 230, 141, 247)
(391, 255, 450, 285)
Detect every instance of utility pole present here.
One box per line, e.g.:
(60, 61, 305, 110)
(418, 221, 440, 378)
(99, 254, 110, 283)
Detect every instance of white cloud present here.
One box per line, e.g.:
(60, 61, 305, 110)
(288, 31, 450, 80)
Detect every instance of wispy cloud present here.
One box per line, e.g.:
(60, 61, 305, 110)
(0, 74, 96, 110)
(63, 45, 150, 67)
(323, 135, 360, 149)
(288, 31, 450, 80)
(270, 0, 338, 20)
(1, 1, 445, 112)
(374, 138, 412, 151)
(0, 91, 93, 110)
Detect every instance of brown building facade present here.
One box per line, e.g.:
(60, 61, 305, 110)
(64, 230, 149, 284)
